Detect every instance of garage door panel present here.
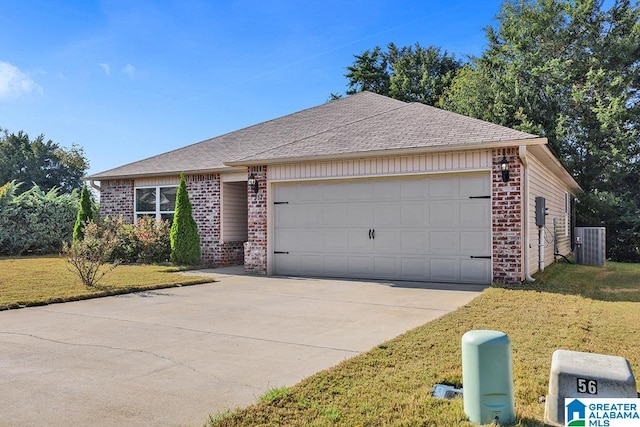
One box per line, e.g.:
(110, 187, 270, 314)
(460, 174, 490, 197)
(348, 256, 372, 276)
(429, 176, 460, 198)
(322, 182, 348, 201)
(297, 206, 323, 227)
(429, 202, 458, 227)
(430, 231, 459, 253)
(373, 204, 401, 227)
(297, 255, 324, 275)
(373, 180, 399, 199)
(400, 203, 427, 227)
(274, 254, 298, 275)
(373, 256, 398, 278)
(459, 201, 490, 227)
(400, 258, 428, 280)
(274, 184, 297, 202)
(273, 173, 491, 284)
(460, 259, 491, 284)
(297, 231, 324, 251)
(400, 231, 428, 252)
(295, 183, 324, 202)
(347, 229, 371, 251)
(275, 230, 297, 251)
(324, 256, 347, 275)
(275, 206, 296, 227)
(347, 204, 373, 226)
(400, 179, 427, 199)
(460, 231, 490, 253)
(324, 231, 347, 250)
(430, 258, 459, 281)
(347, 181, 373, 200)
(373, 229, 401, 252)
(323, 205, 347, 227)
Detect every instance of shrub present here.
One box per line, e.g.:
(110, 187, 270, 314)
(63, 221, 118, 288)
(134, 216, 171, 264)
(103, 216, 171, 264)
(73, 184, 95, 241)
(0, 181, 78, 255)
(170, 173, 200, 265)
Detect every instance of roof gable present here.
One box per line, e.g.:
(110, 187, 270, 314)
(88, 92, 540, 179)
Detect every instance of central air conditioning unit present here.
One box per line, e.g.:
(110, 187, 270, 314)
(574, 227, 606, 266)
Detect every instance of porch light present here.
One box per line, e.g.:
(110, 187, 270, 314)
(248, 173, 259, 194)
(500, 155, 510, 183)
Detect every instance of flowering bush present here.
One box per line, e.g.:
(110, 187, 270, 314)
(63, 221, 118, 288)
(103, 216, 171, 264)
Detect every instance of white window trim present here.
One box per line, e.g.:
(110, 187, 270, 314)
(134, 185, 178, 222)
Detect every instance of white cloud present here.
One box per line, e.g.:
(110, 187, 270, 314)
(122, 64, 136, 78)
(100, 62, 111, 76)
(0, 61, 42, 98)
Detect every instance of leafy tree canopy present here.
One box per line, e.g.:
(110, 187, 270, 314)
(345, 43, 463, 106)
(0, 128, 89, 194)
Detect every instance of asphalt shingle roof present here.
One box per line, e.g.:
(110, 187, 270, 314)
(88, 92, 540, 180)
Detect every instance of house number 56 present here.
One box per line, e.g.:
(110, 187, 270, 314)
(577, 378, 598, 394)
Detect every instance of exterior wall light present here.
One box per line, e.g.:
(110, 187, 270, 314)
(500, 155, 510, 183)
(248, 173, 259, 194)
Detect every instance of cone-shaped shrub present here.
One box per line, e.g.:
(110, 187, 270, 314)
(170, 173, 200, 265)
(73, 184, 94, 242)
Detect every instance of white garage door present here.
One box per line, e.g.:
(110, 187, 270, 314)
(273, 173, 492, 284)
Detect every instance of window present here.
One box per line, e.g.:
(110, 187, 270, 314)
(135, 186, 177, 222)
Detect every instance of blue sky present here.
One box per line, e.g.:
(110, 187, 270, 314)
(0, 0, 505, 176)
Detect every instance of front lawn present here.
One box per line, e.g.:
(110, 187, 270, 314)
(0, 256, 213, 310)
(209, 262, 640, 426)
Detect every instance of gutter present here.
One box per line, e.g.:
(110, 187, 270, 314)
(519, 146, 536, 282)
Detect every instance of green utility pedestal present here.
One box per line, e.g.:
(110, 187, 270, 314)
(462, 330, 515, 425)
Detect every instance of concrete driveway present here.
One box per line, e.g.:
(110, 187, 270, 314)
(0, 269, 483, 426)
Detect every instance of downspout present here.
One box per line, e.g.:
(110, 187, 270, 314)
(89, 180, 101, 192)
(518, 146, 536, 282)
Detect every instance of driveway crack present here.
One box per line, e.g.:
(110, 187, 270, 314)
(0, 331, 196, 371)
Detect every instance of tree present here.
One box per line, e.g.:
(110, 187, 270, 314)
(170, 173, 200, 265)
(0, 128, 89, 194)
(73, 185, 94, 242)
(441, 0, 640, 261)
(345, 43, 462, 106)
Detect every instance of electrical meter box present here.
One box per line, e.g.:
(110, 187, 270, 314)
(462, 330, 515, 425)
(535, 196, 546, 227)
(544, 349, 637, 426)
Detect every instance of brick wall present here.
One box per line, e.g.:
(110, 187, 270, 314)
(492, 147, 523, 284)
(244, 166, 268, 274)
(99, 179, 134, 223)
(99, 175, 244, 267)
(185, 174, 244, 267)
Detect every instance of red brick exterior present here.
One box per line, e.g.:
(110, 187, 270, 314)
(99, 179, 134, 223)
(244, 166, 268, 274)
(492, 147, 523, 284)
(99, 174, 244, 267)
(185, 174, 244, 267)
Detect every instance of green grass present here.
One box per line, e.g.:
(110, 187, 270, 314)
(208, 261, 640, 426)
(0, 255, 213, 310)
